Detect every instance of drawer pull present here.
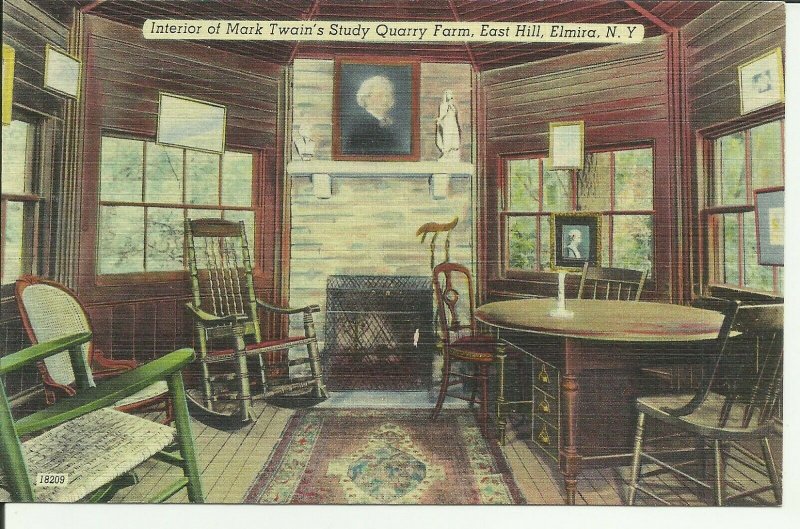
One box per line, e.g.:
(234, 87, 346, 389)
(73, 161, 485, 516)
(538, 364, 550, 384)
(538, 398, 551, 414)
(537, 425, 551, 445)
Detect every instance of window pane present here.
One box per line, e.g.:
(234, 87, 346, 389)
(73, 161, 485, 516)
(722, 213, 740, 285)
(1, 120, 29, 194)
(540, 217, 550, 270)
(508, 159, 538, 211)
(715, 133, 746, 205)
(614, 148, 653, 210)
(224, 210, 256, 251)
(187, 208, 221, 222)
(186, 151, 219, 205)
(612, 215, 652, 271)
(2, 201, 24, 283)
(743, 211, 774, 292)
(508, 216, 537, 270)
(145, 143, 183, 203)
(542, 168, 571, 212)
(101, 137, 144, 202)
(577, 152, 610, 212)
(222, 152, 253, 207)
(98, 206, 144, 274)
(146, 207, 184, 271)
(600, 215, 610, 267)
(751, 121, 783, 190)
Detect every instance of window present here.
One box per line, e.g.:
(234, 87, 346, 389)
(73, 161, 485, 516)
(705, 119, 783, 293)
(502, 146, 654, 273)
(98, 136, 255, 275)
(2, 119, 39, 284)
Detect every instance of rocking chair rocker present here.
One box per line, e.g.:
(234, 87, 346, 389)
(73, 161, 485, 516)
(185, 218, 327, 425)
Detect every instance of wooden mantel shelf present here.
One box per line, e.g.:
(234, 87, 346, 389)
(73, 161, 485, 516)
(286, 160, 474, 177)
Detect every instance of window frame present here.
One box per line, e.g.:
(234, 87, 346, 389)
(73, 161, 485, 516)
(701, 116, 784, 295)
(94, 133, 258, 285)
(498, 143, 656, 281)
(1, 113, 44, 286)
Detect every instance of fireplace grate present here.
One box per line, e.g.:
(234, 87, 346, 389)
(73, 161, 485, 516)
(324, 275, 434, 390)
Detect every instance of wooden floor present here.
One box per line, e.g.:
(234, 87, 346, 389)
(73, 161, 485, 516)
(113, 396, 781, 506)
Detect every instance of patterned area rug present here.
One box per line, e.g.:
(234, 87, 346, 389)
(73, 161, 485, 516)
(243, 409, 524, 504)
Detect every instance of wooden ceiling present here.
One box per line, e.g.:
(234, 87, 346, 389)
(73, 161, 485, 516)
(37, 0, 717, 69)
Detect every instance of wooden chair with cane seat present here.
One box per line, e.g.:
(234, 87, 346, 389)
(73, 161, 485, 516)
(185, 218, 327, 423)
(577, 262, 648, 301)
(15, 275, 172, 423)
(627, 299, 783, 506)
(0, 333, 204, 503)
(430, 262, 521, 443)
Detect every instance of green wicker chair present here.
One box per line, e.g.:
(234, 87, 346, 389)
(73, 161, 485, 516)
(0, 333, 204, 503)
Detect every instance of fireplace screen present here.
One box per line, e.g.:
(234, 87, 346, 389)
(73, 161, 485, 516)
(324, 275, 434, 390)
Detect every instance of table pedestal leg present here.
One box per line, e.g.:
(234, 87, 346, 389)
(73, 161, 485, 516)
(561, 338, 581, 505)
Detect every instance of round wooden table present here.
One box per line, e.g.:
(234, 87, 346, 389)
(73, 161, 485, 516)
(475, 298, 726, 504)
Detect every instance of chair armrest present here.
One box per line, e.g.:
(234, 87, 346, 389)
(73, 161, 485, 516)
(92, 348, 138, 377)
(15, 348, 195, 437)
(256, 299, 320, 315)
(185, 303, 244, 325)
(0, 333, 92, 376)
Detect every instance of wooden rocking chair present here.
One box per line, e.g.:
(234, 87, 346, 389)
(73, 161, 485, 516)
(185, 218, 327, 424)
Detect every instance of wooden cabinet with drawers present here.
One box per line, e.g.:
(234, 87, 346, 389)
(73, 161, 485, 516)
(531, 355, 561, 462)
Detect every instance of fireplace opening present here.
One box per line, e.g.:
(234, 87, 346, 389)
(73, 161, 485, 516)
(323, 275, 434, 390)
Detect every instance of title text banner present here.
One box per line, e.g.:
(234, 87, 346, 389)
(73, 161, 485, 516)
(142, 21, 645, 43)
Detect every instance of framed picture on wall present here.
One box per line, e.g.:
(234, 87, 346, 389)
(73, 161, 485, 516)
(549, 121, 584, 169)
(738, 48, 784, 115)
(754, 187, 784, 266)
(43, 44, 81, 99)
(333, 58, 420, 161)
(550, 212, 601, 270)
(2, 44, 14, 125)
(157, 92, 226, 154)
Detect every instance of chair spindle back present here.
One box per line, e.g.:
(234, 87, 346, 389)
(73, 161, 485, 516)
(577, 262, 648, 301)
(186, 218, 260, 341)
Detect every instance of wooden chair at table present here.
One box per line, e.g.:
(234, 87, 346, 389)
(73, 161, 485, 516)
(185, 218, 327, 423)
(627, 299, 783, 506)
(0, 333, 204, 503)
(430, 262, 523, 443)
(15, 275, 173, 423)
(577, 262, 648, 301)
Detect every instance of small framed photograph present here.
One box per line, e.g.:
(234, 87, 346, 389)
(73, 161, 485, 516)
(549, 121, 584, 169)
(333, 58, 420, 161)
(2, 44, 15, 125)
(157, 92, 227, 154)
(44, 44, 81, 99)
(738, 48, 784, 115)
(550, 212, 601, 270)
(754, 187, 784, 266)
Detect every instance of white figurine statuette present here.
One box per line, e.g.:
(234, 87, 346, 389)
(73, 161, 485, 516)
(435, 90, 461, 162)
(294, 122, 316, 161)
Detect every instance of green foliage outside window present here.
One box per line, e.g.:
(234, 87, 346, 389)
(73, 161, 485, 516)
(98, 137, 254, 275)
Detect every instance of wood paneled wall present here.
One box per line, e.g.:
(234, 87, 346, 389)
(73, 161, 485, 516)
(684, 2, 785, 130)
(68, 15, 285, 365)
(682, 2, 785, 296)
(479, 36, 680, 301)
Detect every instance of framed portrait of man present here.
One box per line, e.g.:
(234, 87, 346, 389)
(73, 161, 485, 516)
(333, 58, 420, 161)
(550, 212, 601, 270)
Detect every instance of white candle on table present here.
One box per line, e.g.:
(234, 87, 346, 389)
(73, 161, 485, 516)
(558, 271, 566, 309)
